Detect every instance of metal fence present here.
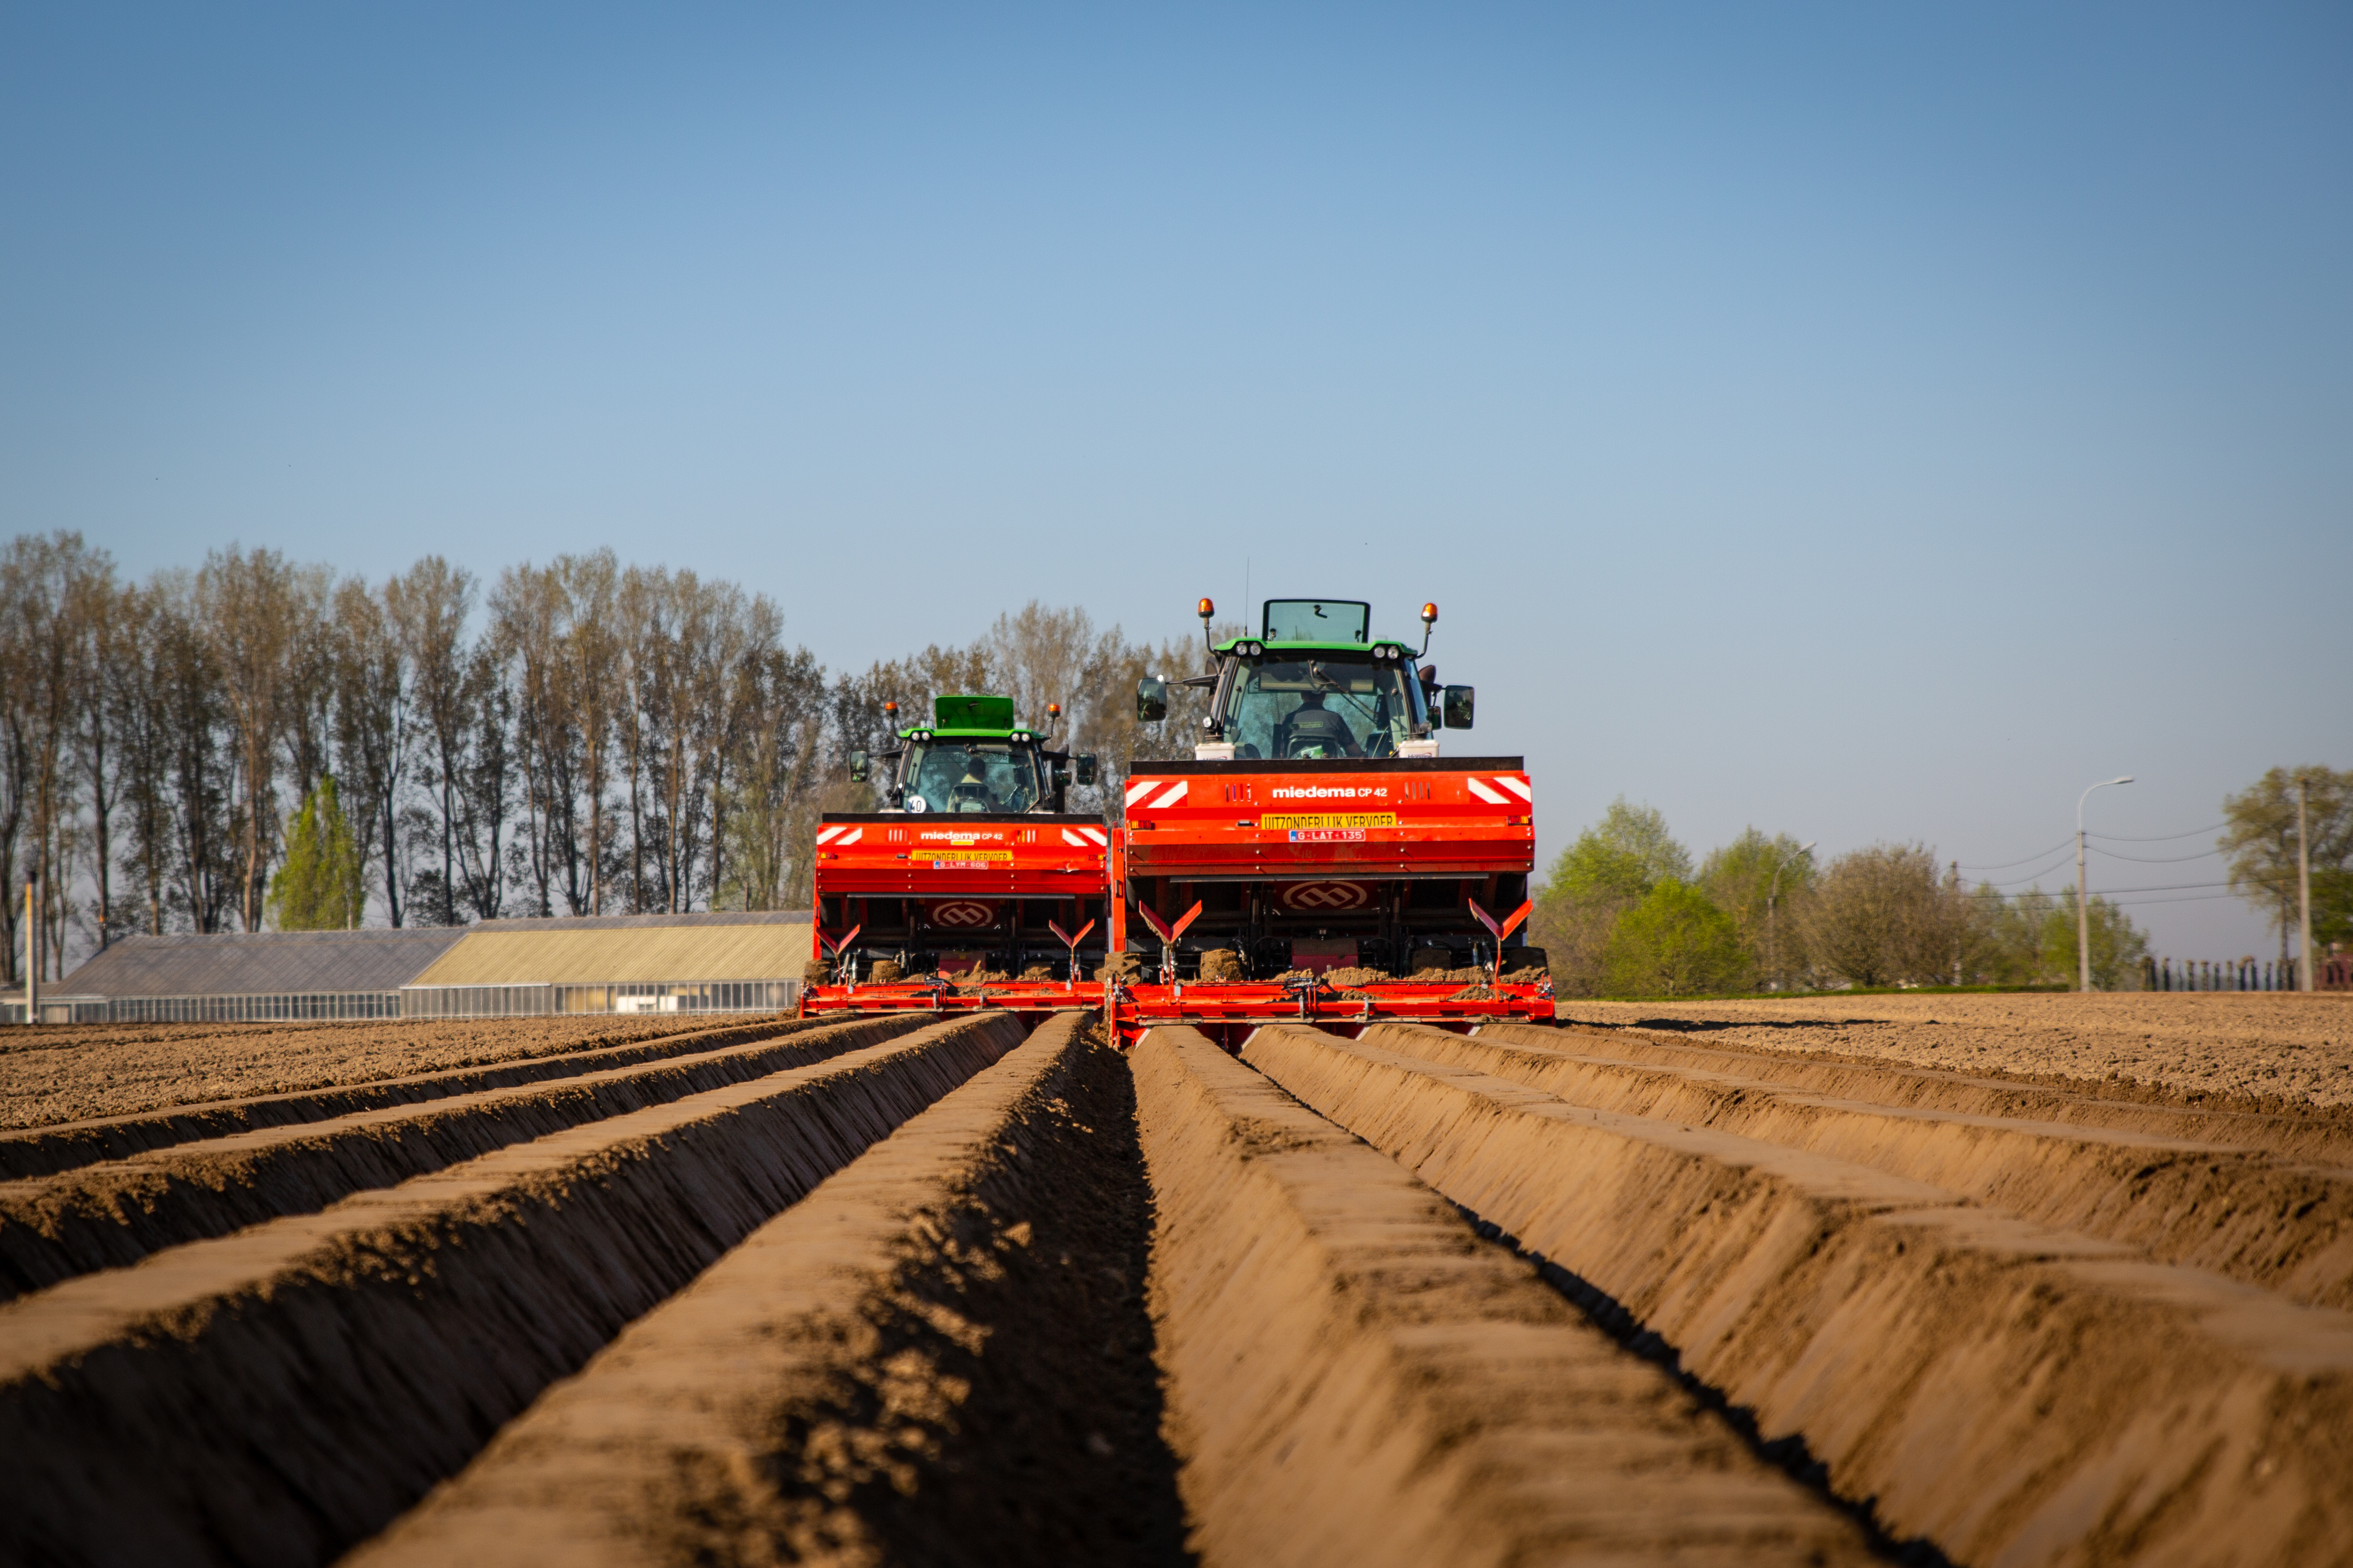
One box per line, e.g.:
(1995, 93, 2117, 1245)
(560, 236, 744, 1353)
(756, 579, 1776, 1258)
(2143, 955, 2352, 991)
(4, 980, 798, 1026)
(399, 980, 798, 1021)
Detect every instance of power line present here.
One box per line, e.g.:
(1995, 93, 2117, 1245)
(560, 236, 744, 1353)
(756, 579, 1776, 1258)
(1955, 838, 2074, 871)
(2088, 845, 2223, 864)
(1970, 874, 2295, 898)
(2086, 822, 2226, 843)
(1973, 855, 2084, 889)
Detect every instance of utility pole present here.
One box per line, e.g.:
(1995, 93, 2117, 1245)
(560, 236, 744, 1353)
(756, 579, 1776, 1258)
(1767, 841, 1817, 991)
(24, 878, 37, 1026)
(2077, 776, 2134, 992)
(2298, 774, 2315, 993)
(1952, 860, 1963, 986)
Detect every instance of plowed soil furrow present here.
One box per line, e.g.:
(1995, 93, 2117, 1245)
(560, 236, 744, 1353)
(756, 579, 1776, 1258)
(1243, 1023, 2353, 1568)
(0, 1012, 1023, 1568)
(1518, 1022, 2353, 1164)
(1398, 1025, 2353, 1310)
(1136, 1024, 1878, 1568)
(347, 1010, 1191, 1568)
(0, 1014, 828, 1134)
(0, 1014, 833, 1181)
(1558, 993, 2353, 1111)
(0, 1014, 905, 1302)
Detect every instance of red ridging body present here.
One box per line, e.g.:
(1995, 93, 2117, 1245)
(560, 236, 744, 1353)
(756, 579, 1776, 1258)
(800, 812, 1112, 1020)
(1108, 757, 1551, 1045)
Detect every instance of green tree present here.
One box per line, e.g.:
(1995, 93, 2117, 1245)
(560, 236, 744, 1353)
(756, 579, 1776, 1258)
(1698, 828, 1815, 977)
(2220, 767, 2352, 969)
(1963, 882, 2151, 989)
(1601, 880, 1747, 996)
(267, 776, 365, 930)
(1532, 799, 1693, 996)
(1545, 798, 1691, 903)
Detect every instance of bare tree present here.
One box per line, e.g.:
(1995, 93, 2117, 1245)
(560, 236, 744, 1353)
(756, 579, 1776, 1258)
(488, 563, 571, 918)
(716, 643, 827, 911)
(331, 577, 408, 926)
(614, 565, 661, 912)
(556, 551, 622, 914)
(452, 642, 512, 919)
(386, 556, 475, 927)
(1799, 843, 1962, 988)
(157, 571, 236, 932)
(110, 578, 175, 937)
(0, 540, 33, 981)
(276, 566, 338, 806)
(694, 585, 779, 909)
(67, 557, 127, 950)
(197, 546, 302, 931)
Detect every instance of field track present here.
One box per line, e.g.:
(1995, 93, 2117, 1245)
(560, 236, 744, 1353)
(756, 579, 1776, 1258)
(0, 995, 2344, 1566)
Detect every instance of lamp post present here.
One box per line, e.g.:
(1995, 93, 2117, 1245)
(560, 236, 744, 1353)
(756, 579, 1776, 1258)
(1766, 841, 1817, 991)
(2077, 776, 2133, 992)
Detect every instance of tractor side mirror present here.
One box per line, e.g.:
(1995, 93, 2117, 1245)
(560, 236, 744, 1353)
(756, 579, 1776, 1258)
(849, 750, 869, 783)
(1136, 677, 1168, 722)
(1442, 685, 1475, 729)
(1075, 754, 1098, 787)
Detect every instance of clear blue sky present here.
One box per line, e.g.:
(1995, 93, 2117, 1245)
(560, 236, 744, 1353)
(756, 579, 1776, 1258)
(5, 3, 2347, 958)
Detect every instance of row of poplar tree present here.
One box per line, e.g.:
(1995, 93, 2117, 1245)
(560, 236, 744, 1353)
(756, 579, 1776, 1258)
(1, 532, 1209, 983)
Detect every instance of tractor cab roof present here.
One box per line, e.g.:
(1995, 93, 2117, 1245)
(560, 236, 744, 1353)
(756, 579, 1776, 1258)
(892, 693, 1044, 744)
(1207, 599, 1417, 660)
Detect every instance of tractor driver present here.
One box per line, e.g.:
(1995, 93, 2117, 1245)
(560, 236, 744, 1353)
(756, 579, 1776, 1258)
(1276, 690, 1362, 759)
(949, 765, 996, 813)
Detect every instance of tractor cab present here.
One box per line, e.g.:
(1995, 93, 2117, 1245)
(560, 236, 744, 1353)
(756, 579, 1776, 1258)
(852, 694, 1097, 813)
(1136, 598, 1478, 762)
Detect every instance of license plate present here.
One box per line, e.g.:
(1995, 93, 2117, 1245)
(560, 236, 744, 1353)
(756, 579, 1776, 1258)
(1288, 828, 1366, 842)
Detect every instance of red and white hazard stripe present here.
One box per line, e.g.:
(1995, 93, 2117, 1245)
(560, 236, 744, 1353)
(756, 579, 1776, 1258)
(1059, 826, 1109, 849)
(1465, 775, 1533, 807)
(815, 825, 863, 846)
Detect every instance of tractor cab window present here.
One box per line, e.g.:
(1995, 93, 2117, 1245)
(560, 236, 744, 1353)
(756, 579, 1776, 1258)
(1218, 654, 1427, 760)
(1262, 599, 1369, 642)
(900, 741, 1044, 814)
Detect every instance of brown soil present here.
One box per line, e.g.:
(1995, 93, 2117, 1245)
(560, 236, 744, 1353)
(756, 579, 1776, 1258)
(1247, 1022, 2353, 1568)
(1459, 1022, 2353, 1310)
(0, 1012, 801, 1131)
(1136, 1024, 1875, 1567)
(0, 1014, 839, 1180)
(352, 1010, 1191, 1568)
(0, 1017, 896, 1301)
(0, 1014, 1016, 1567)
(7, 987, 2347, 1567)
(1564, 992, 2353, 1109)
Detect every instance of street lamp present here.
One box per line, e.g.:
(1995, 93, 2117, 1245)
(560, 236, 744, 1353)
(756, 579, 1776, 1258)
(1767, 841, 1817, 991)
(2077, 776, 2133, 992)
